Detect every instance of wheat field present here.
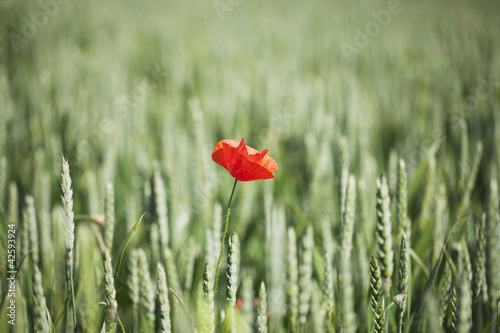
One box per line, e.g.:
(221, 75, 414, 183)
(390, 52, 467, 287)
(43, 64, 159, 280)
(0, 0, 499, 332)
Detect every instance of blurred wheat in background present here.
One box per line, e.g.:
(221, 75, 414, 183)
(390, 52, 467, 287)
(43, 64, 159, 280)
(0, 0, 499, 331)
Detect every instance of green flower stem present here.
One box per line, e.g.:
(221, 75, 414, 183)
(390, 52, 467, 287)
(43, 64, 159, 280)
(214, 178, 238, 295)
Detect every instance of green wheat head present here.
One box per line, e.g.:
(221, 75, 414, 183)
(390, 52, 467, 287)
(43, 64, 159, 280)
(375, 174, 393, 296)
(286, 227, 299, 332)
(137, 248, 155, 331)
(224, 232, 239, 333)
(164, 247, 181, 297)
(473, 214, 487, 304)
(450, 286, 458, 332)
(61, 156, 76, 329)
(397, 232, 409, 331)
(298, 225, 314, 328)
(128, 249, 140, 332)
(226, 232, 239, 307)
(201, 263, 215, 333)
(255, 281, 268, 333)
(456, 269, 472, 333)
(61, 157, 75, 253)
(157, 263, 172, 333)
(179, 237, 197, 293)
(322, 248, 334, 316)
(104, 249, 118, 333)
(339, 175, 356, 333)
(310, 285, 324, 333)
(32, 264, 50, 332)
(370, 255, 385, 333)
(439, 261, 453, 328)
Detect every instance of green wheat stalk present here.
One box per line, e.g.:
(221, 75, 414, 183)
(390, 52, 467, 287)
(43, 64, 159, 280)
(104, 182, 116, 251)
(21, 206, 29, 264)
(5, 182, 18, 280)
(458, 142, 483, 218)
(8, 182, 19, 226)
(179, 237, 197, 293)
(239, 275, 254, 332)
(486, 175, 499, 316)
(264, 202, 286, 331)
(396, 159, 408, 240)
(458, 118, 469, 193)
(154, 169, 169, 251)
(433, 184, 448, 264)
(151, 223, 161, 266)
(25, 195, 39, 266)
(126, 194, 138, 231)
(418, 154, 435, 232)
(206, 202, 222, 274)
(164, 247, 181, 295)
(86, 171, 100, 215)
(338, 137, 349, 218)
(35, 171, 52, 274)
(143, 179, 152, 218)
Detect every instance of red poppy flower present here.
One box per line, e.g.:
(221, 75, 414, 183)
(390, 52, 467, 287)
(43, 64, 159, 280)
(212, 138, 278, 181)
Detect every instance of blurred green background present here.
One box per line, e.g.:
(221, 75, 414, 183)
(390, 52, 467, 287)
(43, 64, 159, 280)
(0, 0, 499, 331)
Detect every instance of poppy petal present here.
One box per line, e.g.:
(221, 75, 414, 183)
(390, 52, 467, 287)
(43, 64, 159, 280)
(237, 138, 247, 153)
(260, 155, 278, 173)
(231, 157, 275, 181)
(212, 139, 240, 169)
(247, 149, 268, 164)
(211, 141, 227, 169)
